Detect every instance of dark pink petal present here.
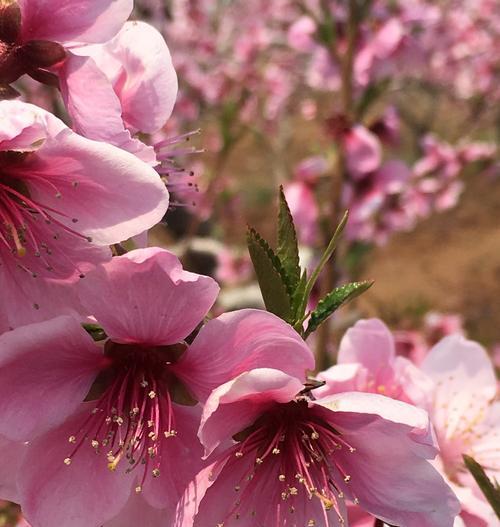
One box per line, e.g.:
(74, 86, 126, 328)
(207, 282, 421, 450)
(0, 435, 27, 502)
(19, 405, 134, 527)
(58, 53, 157, 163)
(314, 394, 460, 526)
(174, 309, 315, 402)
(200, 369, 304, 455)
(0, 317, 104, 441)
(18, 0, 133, 44)
(77, 248, 219, 345)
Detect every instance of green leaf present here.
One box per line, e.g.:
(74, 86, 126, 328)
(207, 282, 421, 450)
(303, 210, 349, 305)
(463, 455, 500, 518)
(304, 280, 374, 338)
(292, 269, 309, 331)
(247, 227, 292, 321)
(277, 186, 300, 289)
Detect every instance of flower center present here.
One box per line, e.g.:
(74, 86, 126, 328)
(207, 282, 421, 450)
(219, 400, 357, 525)
(63, 342, 192, 493)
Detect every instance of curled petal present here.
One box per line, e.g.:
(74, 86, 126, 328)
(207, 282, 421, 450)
(173, 309, 315, 402)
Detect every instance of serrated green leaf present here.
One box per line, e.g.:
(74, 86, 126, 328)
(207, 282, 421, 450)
(277, 186, 300, 289)
(304, 280, 374, 338)
(247, 227, 292, 321)
(463, 455, 500, 518)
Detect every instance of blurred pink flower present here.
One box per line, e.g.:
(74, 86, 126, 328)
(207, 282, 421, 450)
(343, 125, 382, 180)
(0, 100, 168, 332)
(178, 368, 459, 526)
(283, 181, 319, 246)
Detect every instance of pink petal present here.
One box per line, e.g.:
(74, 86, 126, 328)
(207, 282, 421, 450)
(141, 405, 205, 513)
(80, 21, 178, 134)
(77, 248, 219, 345)
(58, 53, 157, 163)
(316, 363, 369, 397)
(103, 492, 166, 527)
(19, 405, 134, 527)
(176, 454, 345, 527)
(173, 309, 315, 402)
(344, 126, 382, 179)
(199, 369, 304, 456)
(313, 395, 460, 526)
(0, 435, 27, 502)
(337, 319, 396, 376)
(421, 336, 497, 436)
(19, 0, 133, 44)
(21, 109, 168, 245)
(0, 316, 104, 441)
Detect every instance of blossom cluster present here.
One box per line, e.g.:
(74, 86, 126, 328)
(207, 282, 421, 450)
(0, 2, 498, 527)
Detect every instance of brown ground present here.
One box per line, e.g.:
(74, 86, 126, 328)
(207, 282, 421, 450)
(363, 172, 500, 345)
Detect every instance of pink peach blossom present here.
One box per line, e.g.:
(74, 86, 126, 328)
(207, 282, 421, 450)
(0, 248, 314, 527)
(0, 100, 168, 332)
(343, 126, 382, 180)
(58, 21, 177, 162)
(178, 369, 459, 527)
(0, 0, 132, 88)
(421, 335, 500, 526)
(316, 319, 432, 406)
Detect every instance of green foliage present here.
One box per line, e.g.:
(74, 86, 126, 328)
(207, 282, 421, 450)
(247, 227, 292, 321)
(277, 186, 301, 289)
(247, 190, 373, 338)
(463, 455, 500, 519)
(304, 281, 374, 338)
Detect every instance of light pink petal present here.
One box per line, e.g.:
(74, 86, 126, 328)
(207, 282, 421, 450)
(0, 252, 95, 333)
(313, 395, 460, 526)
(0, 317, 104, 441)
(103, 491, 166, 527)
(81, 21, 178, 133)
(0, 435, 27, 502)
(78, 248, 219, 345)
(20, 110, 168, 245)
(421, 335, 497, 438)
(58, 53, 157, 163)
(337, 319, 396, 376)
(141, 404, 205, 513)
(173, 309, 315, 402)
(199, 369, 303, 456)
(19, 0, 133, 44)
(19, 405, 134, 527)
(316, 363, 369, 398)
